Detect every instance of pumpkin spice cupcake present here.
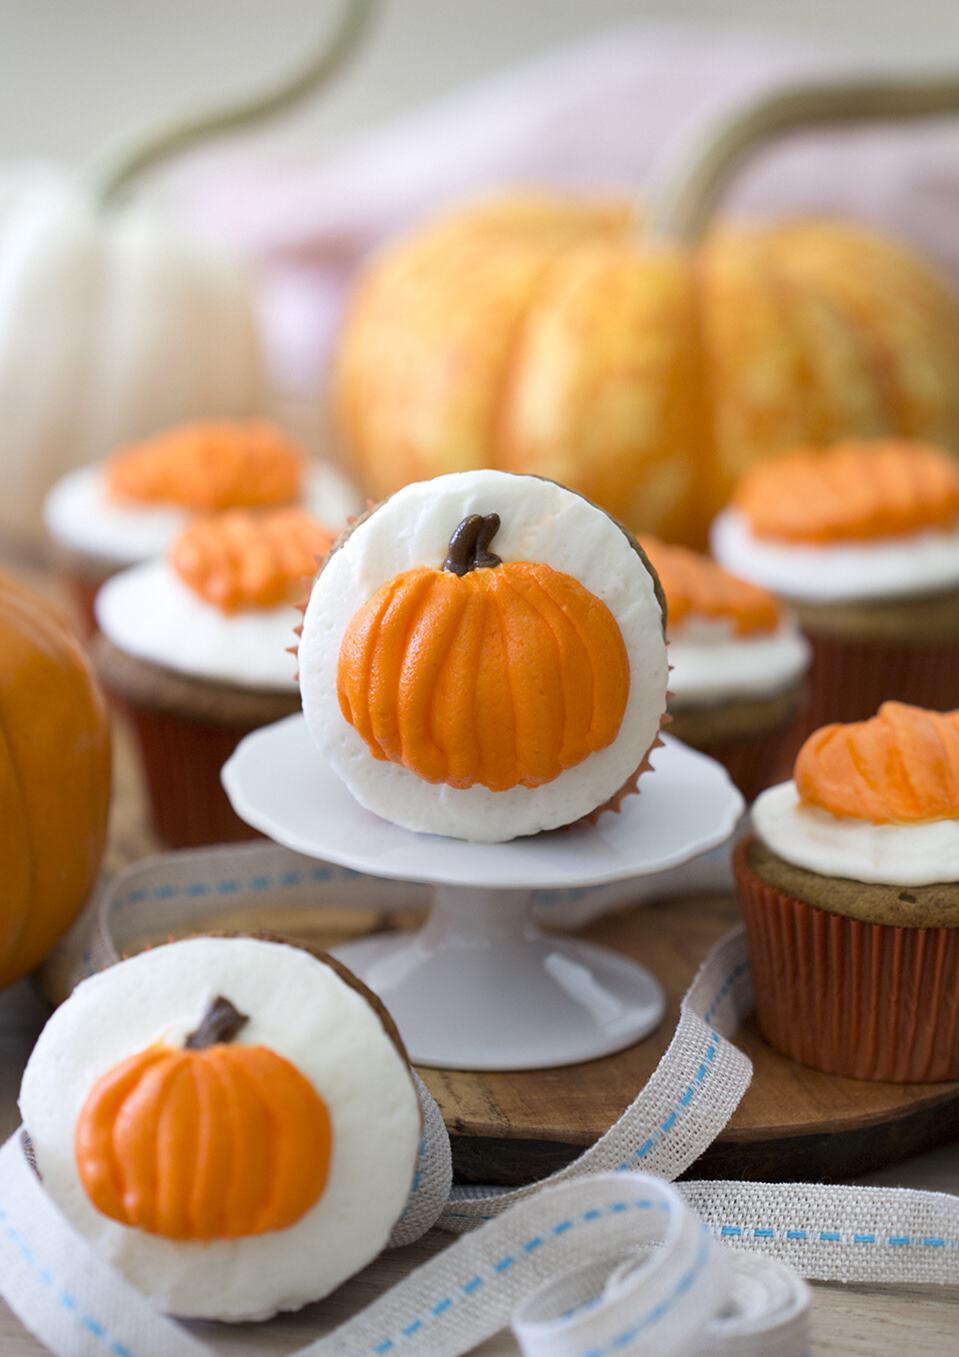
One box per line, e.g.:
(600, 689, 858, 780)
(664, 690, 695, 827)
(712, 439, 959, 735)
(44, 419, 360, 634)
(19, 935, 421, 1320)
(641, 537, 809, 801)
(736, 702, 959, 1082)
(298, 469, 669, 841)
(94, 506, 333, 847)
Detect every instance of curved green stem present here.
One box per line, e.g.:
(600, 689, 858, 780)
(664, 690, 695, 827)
(645, 74, 959, 247)
(90, 0, 377, 207)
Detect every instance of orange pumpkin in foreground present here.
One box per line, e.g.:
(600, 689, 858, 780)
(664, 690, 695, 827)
(0, 572, 111, 988)
(335, 197, 959, 546)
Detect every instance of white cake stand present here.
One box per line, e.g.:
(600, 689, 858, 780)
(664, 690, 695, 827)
(222, 716, 743, 1071)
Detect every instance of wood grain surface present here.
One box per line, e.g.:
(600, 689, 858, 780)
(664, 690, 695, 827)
(419, 895, 959, 1185)
(0, 562, 956, 1353)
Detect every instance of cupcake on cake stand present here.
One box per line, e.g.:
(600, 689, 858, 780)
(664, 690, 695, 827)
(224, 469, 744, 1070)
(223, 717, 742, 1070)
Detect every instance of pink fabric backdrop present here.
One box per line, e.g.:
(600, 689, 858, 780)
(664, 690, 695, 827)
(178, 23, 959, 392)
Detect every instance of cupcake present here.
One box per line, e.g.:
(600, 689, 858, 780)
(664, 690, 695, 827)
(94, 505, 333, 847)
(19, 935, 421, 1321)
(641, 537, 809, 801)
(736, 702, 959, 1082)
(298, 470, 669, 841)
(712, 439, 959, 736)
(44, 419, 360, 635)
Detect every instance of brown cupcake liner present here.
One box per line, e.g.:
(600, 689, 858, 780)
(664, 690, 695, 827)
(734, 836, 959, 1083)
(121, 703, 266, 849)
(673, 721, 798, 804)
(49, 543, 124, 641)
(794, 631, 959, 749)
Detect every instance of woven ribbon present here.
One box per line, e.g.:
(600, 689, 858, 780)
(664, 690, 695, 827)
(1, 841, 957, 1356)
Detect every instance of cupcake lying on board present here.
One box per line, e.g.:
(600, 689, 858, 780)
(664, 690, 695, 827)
(736, 702, 959, 1082)
(19, 935, 421, 1321)
(712, 439, 959, 734)
(95, 506, 332, 847)
(298, 470, 669, 841)
(44, 419, 360, 634)
(641, 537, 808, 801)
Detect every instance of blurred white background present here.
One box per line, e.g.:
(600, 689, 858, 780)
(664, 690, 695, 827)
(1, 0, 958, 164)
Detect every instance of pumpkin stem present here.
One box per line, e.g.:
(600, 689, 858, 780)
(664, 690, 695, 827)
(645, 74, 959, 245)
(443, 514, 502, 575)
(185, 996, 249, 1050)
(89, 0, 377, 207)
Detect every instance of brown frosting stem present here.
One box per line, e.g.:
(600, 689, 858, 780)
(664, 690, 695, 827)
(184, 995, 249, 1049)
(443, 513, 502, 575)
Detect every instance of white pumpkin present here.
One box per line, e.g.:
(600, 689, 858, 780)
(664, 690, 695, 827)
(0, 165, 265, 544)
(0, 0, 376, 546)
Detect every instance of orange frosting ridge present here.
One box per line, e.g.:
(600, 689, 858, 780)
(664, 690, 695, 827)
(796, 701, 959, 824)
(75, 1043, 332, 1241)
(338, 560, 630, 792)
(641, 536, 781, 636)
(172, 507, 333, 613)
(107, 421, 305, 510)
(733, 440, 959, 544)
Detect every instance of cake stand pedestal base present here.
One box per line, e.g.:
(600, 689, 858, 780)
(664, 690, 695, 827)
(334, 885, 664, 1070)
(222, 716, 743, 1071)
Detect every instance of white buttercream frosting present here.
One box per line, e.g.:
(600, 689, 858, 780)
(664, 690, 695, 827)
(44, 460, 362, 566)
(667, 615, 809, 706)
(19, 936, 421, 1321)
(753, 779, 959, 886)
(96, 559, 300, 691)
(711, 508, 959, 604)
(299, 470, 668, 842)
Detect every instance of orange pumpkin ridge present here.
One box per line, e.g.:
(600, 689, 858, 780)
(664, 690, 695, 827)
(795, 701, 959, 824)
(0, 574, 111, 990)
(75, 995, 332, 1241)
(337, 513, 630, 792)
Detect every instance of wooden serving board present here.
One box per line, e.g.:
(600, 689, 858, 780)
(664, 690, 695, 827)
(416, 895, 959, 1185)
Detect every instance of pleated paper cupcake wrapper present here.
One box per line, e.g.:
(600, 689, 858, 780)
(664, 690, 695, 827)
(677, 721, 797, 805)
(53, 546, 121, 642)
(4, 841, 959, 1357)
(734, 836, 959, 1083)
(798, 629, 959, 743)
(124, 704, 264, 849)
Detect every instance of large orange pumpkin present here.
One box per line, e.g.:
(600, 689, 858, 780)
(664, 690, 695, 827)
(75, 995, 332, 1241)
(334, 81, 959, 546)
(0, 571, 111, 988)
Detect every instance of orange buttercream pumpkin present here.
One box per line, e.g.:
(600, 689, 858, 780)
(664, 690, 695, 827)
(337, 513, 630, 792)
(171, 507, 333, 612)
(107, 420, 305, 511)
(0, 572, 111, 990)
(641, 536, 780, 636)
(75, 997, 332, 1241)
(796, 701, 959, 824)
(733, 439, 959, 544)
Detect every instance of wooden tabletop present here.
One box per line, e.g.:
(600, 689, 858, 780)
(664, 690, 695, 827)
(0, 564, 956, 1352)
